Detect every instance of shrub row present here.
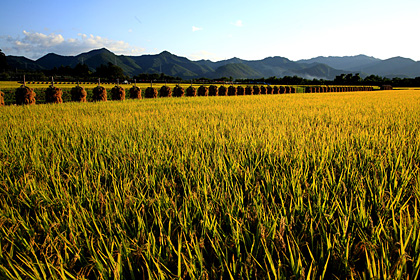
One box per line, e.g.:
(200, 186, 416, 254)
(305, 86, 373, 93)
(1, 84, 375, 105)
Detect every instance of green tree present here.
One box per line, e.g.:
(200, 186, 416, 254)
(73, 63, 91, 79)
(351, 73, 361, 84)
(0, 49, 8, 71)
(95, 62, 126, 80)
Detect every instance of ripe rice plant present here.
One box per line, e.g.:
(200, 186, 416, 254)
(0, 90, 419, 279)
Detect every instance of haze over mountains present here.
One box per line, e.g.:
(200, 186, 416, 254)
(6, 48, 420, 80)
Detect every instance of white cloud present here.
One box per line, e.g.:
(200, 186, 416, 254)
(192, 26, 203, 32)
(4, 31, 145, 59)
(232, 20, 243, 27)
(188, 50, 223, 62)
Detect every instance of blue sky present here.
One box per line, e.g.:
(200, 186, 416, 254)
(1, 0, 419, 61)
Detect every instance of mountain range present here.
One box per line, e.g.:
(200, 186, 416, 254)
(6, 48, 420, 80)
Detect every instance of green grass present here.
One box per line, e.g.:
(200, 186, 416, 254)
(0, 90, 419, 279)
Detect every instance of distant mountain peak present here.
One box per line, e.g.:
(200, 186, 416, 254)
(84, 48, 113, 55)
(159, 50, 173, 56)
(6, 49, 420, 79)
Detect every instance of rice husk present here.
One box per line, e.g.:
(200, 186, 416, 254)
(218, 85, 228, 96)
(197, 85, 208, 96)
(173, 85, 185, 97)
(130, 86, 142, 99)
(111, 85, 125, 101)
(71, 86, 87, 102)
(160, 85, 172, 97)
(45, 86, 63, 103)
(186, 86, 197, 97)
(227, 85, 237, 96)
(237, 86, 245, 95)
(15, 85, 36, 105)
(92, 86, 107, 101)
(208, 85, 218, 96)
(0, 90, 4, 106)
(253, 85, 260, 95)
(145, 87, 158, 98)
(245, 86, 253, 95)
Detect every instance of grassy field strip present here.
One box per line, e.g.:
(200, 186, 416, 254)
(0, 90, 419, 279)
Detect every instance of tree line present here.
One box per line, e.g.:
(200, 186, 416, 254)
(238, 74, 420, 87)
(2, 49, 420, 86)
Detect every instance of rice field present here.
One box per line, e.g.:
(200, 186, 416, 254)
(0, 89, 419, 279)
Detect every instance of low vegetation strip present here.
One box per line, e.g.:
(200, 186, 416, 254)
(0, 82, 375, 105)
(0, 90, 419, 279)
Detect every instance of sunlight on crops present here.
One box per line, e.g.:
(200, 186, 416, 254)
(0, 90, 419, 279)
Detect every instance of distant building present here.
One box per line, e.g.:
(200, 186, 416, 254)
(380, 85, 393, 90)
